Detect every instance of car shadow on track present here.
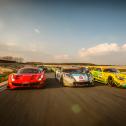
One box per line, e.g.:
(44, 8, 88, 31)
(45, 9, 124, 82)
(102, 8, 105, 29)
(45, 78, 107, 89)
(45, 78, 62, 89)
(7, 78, 106, 91)
(94, 81, 106, 87)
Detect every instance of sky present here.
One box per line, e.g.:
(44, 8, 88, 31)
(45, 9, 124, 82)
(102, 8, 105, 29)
(0, 0, 126, 64)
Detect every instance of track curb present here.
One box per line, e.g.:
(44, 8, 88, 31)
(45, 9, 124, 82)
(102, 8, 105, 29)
(0, 81, 7, 92)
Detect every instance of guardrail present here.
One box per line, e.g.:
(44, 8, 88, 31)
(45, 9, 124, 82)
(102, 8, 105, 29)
(0, 81, 7, 92)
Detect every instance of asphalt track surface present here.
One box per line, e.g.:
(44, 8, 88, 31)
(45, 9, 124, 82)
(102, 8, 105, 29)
(0, 73, 126, 126)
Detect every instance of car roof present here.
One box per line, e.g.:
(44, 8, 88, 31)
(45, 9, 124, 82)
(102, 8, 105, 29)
(19, 67, 39, 70)
(62, 67, 80, 70)
(94, 67, 117, 70)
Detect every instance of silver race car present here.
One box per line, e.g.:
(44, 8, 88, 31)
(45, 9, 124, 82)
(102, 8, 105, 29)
(55, 67, 94, 87)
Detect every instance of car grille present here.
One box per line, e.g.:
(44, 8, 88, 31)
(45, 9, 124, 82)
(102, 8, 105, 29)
(73, 82, 90, 86)
(12, 82, 40, 86)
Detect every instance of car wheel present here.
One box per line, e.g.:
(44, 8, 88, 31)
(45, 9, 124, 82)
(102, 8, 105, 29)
(90, 81, 95, 86)
(107, 77, 115, 87)
(88, 81, 94, 87)
(7, 85, 10, 89)
(93, 78, 96, 82)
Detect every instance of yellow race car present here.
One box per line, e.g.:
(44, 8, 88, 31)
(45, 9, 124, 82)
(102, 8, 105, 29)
(91, 67, 126, 88)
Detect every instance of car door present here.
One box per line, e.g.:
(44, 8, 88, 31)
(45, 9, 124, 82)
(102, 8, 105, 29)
(95, 68, 103, 81)
(92, 68, 100, 80)
(98, 70, 104, 82)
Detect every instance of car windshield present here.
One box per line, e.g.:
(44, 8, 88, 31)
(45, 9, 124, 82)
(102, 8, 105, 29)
(103, 68, 119, 73)
(63, 69, 82, 73)
(56, 67, 60, 68)
(38, 66, 44, 69)
(81, 67, 89, 73)
(18, 68, 40, 74)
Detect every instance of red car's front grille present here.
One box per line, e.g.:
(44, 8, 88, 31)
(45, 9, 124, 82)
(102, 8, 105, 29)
(12, 82, 40, 86)
(73, 82, 89, 86)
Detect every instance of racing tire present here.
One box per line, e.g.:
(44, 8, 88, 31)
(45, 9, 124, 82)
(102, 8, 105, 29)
(93, 78, 96, 82)
(7, 85, 10, 89)
(88, 81, 95, 87)
(107, 77, 115, 87)
(90, 81, 95, 87)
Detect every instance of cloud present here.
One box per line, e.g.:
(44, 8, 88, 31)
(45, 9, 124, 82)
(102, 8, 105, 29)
(1, 40, 126, 64)
(54, 54, 70, 60)
(5, 42, 17, 47)
(0, 42, 53, 62)
(79, 43, 126, 57)
(34, 28, 40, 34)
(122, 44, 126, 50)
(78, 43, 126, 65)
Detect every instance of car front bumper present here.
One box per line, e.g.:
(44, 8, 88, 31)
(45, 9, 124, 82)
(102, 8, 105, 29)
(73, 81, 93, 87)
(8, 81, 46, 89)
(12, 82, 42, 87)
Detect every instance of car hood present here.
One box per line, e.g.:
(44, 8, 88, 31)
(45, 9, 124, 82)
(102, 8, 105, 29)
(70, 73, 89, 82)
(115, 73, 126, 79)
(13, 73, 41, 83)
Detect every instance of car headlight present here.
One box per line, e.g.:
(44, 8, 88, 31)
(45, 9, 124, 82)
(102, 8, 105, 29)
(70, 75, 75, 79)
(69, 75, 76, 81)
(38, 75, 44, 81)
(11, 75, 15, 82)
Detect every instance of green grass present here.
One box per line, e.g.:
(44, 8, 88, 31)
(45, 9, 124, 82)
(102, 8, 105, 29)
(0, 72, 12, 83)
(0, 75, 8, 83)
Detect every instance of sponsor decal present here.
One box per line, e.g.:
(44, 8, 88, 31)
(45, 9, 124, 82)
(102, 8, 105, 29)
(79, 76, 84, 80)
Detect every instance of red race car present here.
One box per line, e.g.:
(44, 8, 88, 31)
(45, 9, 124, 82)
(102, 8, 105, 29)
(8, 67, 46, 89)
